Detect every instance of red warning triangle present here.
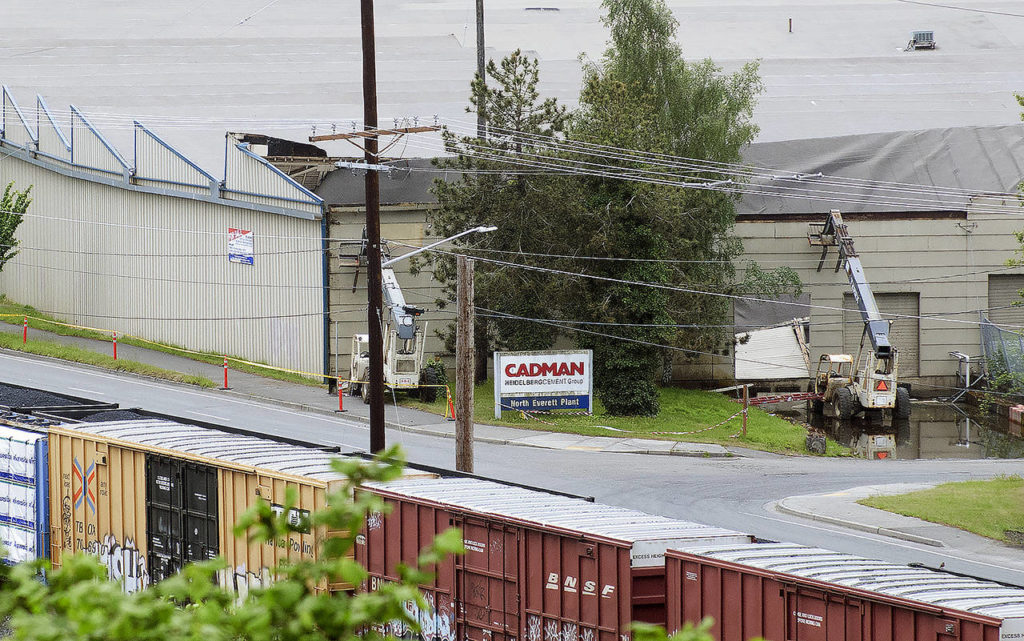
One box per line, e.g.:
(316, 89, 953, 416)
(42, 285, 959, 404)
(876, 380, 889, 392)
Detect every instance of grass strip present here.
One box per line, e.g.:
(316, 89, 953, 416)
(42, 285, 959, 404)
(402, 379, 848, 456)
(859, 475, 1024, 542)
(0, 297, 322, 387)
(0, 333, 217, 388)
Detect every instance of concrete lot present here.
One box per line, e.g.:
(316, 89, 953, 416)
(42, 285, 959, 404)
(2, 1, 1023, 172)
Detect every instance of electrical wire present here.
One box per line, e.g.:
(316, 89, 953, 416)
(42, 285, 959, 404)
(395, 133, 1024, 216)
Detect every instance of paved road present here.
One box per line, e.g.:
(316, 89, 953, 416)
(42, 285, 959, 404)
(3, 349, 1023, 586)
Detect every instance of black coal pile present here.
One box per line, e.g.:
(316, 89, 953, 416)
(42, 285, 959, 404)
(0, 383, 84, 409)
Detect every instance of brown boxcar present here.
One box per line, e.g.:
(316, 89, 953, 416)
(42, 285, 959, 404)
(665, 543, 1024, 641)
(358, 477, 754, 641)
(48, 419, 415, 594)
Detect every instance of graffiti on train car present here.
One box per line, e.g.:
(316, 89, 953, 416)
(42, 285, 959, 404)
(218, 563, 272, 598)
(369, 576, 455, 641)
(88, 534, 149, 593)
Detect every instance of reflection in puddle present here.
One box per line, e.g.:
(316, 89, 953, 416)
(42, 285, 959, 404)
(774, 402, 1024, 459)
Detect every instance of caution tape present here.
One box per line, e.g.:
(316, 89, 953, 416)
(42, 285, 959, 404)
(2, 312, 450, 389)
(498, 402, 557, 426)
(651, 410, 744, 436)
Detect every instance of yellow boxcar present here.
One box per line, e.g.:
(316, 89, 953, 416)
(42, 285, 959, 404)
(48, 419, 412, 594)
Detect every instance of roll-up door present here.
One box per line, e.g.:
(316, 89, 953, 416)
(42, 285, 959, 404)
(843, 293, 919, 377)
(987, 274, 1024, 327)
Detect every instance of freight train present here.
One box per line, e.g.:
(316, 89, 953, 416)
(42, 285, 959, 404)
(1, 385, 1023, 640)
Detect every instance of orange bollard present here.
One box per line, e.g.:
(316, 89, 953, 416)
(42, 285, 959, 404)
(112, 332, 117, 360)
(22, 316, 27, 344)
(446, 386, 456, 422)
(336, 381, 346, 413)
(222, 356, 229, 389)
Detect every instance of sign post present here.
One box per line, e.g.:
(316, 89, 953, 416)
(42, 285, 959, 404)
(493, 350, 593, 419)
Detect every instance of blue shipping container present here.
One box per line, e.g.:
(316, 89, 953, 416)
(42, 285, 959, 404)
(0, 425, 49, 563)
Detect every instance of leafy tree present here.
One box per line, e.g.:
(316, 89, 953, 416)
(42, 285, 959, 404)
(551, 0, 768, 415)
(427, 50, 578, 377)
(0, 182, 32, 274)
(430, 0, 797, 415)
(0, 447, 464, 641)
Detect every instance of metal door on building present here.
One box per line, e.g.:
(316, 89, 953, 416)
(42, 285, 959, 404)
(987, 274, 1024, 326)
(454, 517, 520, 641)
(146, 455, 218, 583)
(844, 293, 919, 377)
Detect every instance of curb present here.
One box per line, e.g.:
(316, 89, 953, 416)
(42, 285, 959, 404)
(774, 499, 945, 547)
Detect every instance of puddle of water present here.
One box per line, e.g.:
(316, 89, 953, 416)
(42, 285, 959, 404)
(772, 402, 1024, 459)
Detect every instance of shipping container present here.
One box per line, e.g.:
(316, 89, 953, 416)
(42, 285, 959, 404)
(666, 542, 1024, 641)
(0, 424, 49, 564)
(359, 477, 755, 641)
(47, 419, 402, 594)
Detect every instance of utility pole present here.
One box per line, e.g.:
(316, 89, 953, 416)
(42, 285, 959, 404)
(456, 255, 475, 472)
(361, 0, 385, 453)
(475, 0, 486, 140)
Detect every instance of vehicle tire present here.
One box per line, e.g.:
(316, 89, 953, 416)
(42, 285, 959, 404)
(350, 382, 361, 397)
(895, 386, 911, 419)
(361, 382, 370, 404)
(419, 367, 438, 403)
(812, 399, 824, 414)
(836, 387, 855, 420)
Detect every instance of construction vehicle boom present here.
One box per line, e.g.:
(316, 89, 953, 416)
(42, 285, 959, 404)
(809, 210, 910, 418)
(349, 251, 437, 403)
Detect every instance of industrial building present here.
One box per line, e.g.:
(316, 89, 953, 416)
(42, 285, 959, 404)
(3, 75, 1023, 395)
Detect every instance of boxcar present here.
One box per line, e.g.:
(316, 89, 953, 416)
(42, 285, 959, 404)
(47, 419, 420, 594)
(666, 542, 1024, 641)
(359, 477, 755, 641)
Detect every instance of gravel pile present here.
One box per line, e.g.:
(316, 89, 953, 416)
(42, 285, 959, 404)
(0, 383, 84, 409)
(78, 409, 149, 423)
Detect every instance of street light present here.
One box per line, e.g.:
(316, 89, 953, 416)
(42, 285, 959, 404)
(382, 226, 497, 267)
(368, 225, 497, 453)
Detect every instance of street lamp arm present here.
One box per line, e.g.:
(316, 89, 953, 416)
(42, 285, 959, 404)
(381, 225, 497, 267)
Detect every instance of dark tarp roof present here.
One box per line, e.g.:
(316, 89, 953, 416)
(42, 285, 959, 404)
(315, 126, 1024, 214)
(737, 125, 1024, 215)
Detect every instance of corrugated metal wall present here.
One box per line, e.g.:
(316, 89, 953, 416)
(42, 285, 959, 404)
(2, 86, 36, 148)
(0, 156, 325, 373)
(35, 96, 71, 162)
(0, 91, 327, 375)
(69, 106, 131, 178)
(133, 123, 215, 196)
(224, 141, 322, 216)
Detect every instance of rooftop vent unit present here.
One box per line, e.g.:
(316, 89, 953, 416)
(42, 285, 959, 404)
(907, 30, 936, 50)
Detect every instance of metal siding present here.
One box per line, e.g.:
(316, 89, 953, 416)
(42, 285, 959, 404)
(665, 548, 1009, 641)
(0, 154, 324, 375)
(69, 107, 130, 176)
(844, 292, 920, 377)
(133, 125, 215, 192)
(224, 142, 322, 214)
(2, 87, 36, 147)
(987, 274, 1024, 327)
(49, 430, 150, 593)
(35, 96, 71, 161)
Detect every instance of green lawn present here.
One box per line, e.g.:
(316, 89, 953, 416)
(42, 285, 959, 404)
(0, 332, 217, 388)
(402, 379, 847, 456)
(859, 475, 1024, 542)
(0, 296, 323, 387)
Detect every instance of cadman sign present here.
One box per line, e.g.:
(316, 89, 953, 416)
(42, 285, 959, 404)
(493, 350, 593, 418)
